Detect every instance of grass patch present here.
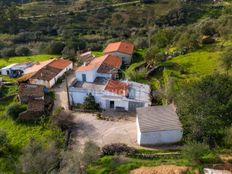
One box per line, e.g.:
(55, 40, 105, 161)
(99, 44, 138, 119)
(0, 99, 62, 148)
(156, 49, 224, 91)
(92, 51, 104, 57)
(87, 155, 201, 174)
(0, 99, 64, 173)
(0, 54, 59, 68)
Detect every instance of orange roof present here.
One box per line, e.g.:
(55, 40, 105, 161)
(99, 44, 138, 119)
(76, 55, 122, 73)
(104, 80, 128, 96)
(48, 59, 72, 70)
(103, 41, 134, 55)
(24, 59, 54, 74)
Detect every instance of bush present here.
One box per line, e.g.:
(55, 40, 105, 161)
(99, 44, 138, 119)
(15, 46, 31, 56)
(6, 103, 27, 120)
(18, 139, 60, 174)
(52, 110, 75, 131)
(45, 41, 65, 54)
(102, 143, 137, 156)
(13, 31, 43, 44)
(82, 93, 100, 111)
(0, 130, 10, 156)
(62, 47, 76, 61)
(0, 47, 16, 58)
(182, 142, 210, 162)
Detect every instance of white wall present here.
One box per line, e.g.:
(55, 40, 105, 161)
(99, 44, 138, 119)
(106, 52, 132, 64)
(1, 69, 9, 76)
(76, 70, 97, 82)
(137, 127, 183, 145)
(69, 88, 130, 110)
(30, 64, 73, 88)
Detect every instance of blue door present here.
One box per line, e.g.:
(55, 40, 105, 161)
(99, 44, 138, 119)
(82, 74, 86, 81)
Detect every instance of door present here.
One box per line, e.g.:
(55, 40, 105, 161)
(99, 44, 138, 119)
(82, 74, 86, 82)
(110, 101, 115, 109)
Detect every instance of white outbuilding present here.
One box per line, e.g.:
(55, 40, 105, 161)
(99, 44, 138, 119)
(0, 63, 18, 76)
(136, 105, 183, 146)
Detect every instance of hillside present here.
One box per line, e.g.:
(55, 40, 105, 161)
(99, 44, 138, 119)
(0, 0, 232, 173)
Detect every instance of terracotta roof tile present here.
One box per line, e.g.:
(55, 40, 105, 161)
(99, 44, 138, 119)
(31, 66, 61, 81)
(97, 55, 122, 73)
(76, 55, 122, 73)
(48, 59, 72, 70)
(104, 80, 128, 96)
(103, 41, 134, 55)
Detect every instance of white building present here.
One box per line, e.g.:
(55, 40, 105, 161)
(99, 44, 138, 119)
(29, 59, 73, 88)
(69, 78, 151, 111)
(0, 63, 18, 76)
(136, 105, 183, 146)
(69, 55, 151, 111)
(103, 41, 135, 64)
(76, 54, 122, 83)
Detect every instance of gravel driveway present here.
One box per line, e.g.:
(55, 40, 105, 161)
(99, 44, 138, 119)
(71, 112, 138, 148)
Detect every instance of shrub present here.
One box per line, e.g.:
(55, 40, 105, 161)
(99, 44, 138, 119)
(0, 47, 16, 58)
(182, 142, 210, 162)
(82, 93, 100, 111)
(82, 141, 101, 167)
(18, 139, 60, 174)
(0, 130, 10, 156)
(45, 41, 65, 54)
(62, 47, 76, 61)
(13, 31, 43, 44)
(6, 103, 27, 120)
(15, 46, 31, 56)
(201, 21, 217, 36)
(52, 110, 75, 131)
(102, 143, 137, 156)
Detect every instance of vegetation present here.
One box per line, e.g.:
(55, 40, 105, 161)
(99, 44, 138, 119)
(182, 142, 211, 162)
(176, 74, 232, 147)
(1, 0, 232, 173)
(6, 102, 27, 120)
(82, 93, 100, 111)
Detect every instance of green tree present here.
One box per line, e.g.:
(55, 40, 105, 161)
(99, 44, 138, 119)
(15, 46, 31, 56)
(221, 47, 232, 73)
(144, 46, 164, 65)
(82, 93, 100, 111)
(176, 74, 232, 147)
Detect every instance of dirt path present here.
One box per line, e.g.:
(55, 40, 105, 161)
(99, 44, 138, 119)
(53, 71, 75, 110)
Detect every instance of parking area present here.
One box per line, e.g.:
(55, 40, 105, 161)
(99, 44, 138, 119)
(71, 112, 138, 148)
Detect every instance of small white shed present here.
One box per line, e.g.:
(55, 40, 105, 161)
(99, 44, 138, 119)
(136, 105, 183, 146)
(0, 64, 17, 76)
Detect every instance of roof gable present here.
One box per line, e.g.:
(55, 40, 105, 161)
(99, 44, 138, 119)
(104, 80, 128, 96)
(48, 59, 72, 70)
(76, 55, 121, 73)
(103, 41, 134, 55)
